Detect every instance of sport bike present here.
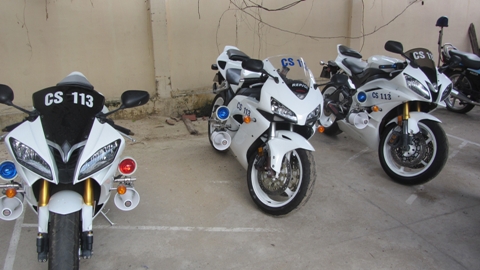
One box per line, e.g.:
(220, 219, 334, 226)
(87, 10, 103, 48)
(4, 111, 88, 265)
(436, 16, 480, 113)
(209, 46, 322, 216)
(0, 72, 149, 269)
(318, 41, 453, 185)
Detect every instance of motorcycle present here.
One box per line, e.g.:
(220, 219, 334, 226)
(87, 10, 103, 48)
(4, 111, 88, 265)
(436, 16, 480, 113)
(318, 41, 454, 185)
(0, 72, 149, 269)
(208, 46, 322, 216)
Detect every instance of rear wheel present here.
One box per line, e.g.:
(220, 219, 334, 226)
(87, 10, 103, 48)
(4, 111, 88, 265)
(445, 72, 475, 113)
(319, 85, 342, 136)
(48, 211, 80, 270)
(247, 148, 316, 216)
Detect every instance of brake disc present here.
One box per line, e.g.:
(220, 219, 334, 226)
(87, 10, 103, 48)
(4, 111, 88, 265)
(390, 132, 428, 168)
(257, 155, 292, 196)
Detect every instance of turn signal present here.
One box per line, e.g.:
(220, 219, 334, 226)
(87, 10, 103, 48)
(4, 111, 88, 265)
(243, 115, 251, 124)
(118, 158, 137, 176)
(5, 188, 17, 198)
(117, 185, 127, 195)
(257, 147, 263, 156)
(371, 105, 380, 112)
(318, 126, 325, 133)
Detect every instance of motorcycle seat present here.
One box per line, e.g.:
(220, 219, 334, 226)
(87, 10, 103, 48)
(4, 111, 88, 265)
(227, 49, 250, 62)
(449, 50, 480, 69)
(347, 66, 392, 88)
(339, 45, 363, 59)
(236, 86, 261, 101)
(226, 68, 241, 85)
(57, 72, 94, 90)
(342, 58, 368, 74)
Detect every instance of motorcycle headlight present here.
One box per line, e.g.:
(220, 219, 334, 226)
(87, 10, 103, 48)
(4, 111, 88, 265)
(271, 98, 297, 123)
(78, 139, 120, 180)
(307, 104, 321, 123)
(441, 83, 453, 101)
(9, 138, 52, 180)
(404, 74, 430, 99)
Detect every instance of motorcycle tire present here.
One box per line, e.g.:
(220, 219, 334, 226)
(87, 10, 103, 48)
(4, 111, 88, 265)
(208, 93, 228, 152)
(378, 120, 448, 186)
(247, 148, 316, 216)
(445, 71, 475, 114)
(319, 85, 342, 136)
(48, 211, 80, 270)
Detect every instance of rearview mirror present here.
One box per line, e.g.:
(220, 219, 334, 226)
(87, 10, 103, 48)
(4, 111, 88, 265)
(121, 90, 150, 109)
(0, 85, 14, 105)
(384, 41, 404, 55)
(242, 59, 264, 72)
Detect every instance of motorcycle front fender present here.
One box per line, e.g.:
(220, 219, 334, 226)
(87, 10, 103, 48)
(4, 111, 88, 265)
(387, 111, 441, 134)
(48, 190, 83, 215)
(267, 131, 314, 177)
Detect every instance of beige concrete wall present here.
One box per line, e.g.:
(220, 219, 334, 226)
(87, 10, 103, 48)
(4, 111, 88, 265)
(1, 0, 480, 118)
(0, 0, 155, 113)
(348, 0, 480, 61)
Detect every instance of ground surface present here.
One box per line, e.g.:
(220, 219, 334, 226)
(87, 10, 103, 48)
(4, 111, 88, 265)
(0, 107, 479, 270)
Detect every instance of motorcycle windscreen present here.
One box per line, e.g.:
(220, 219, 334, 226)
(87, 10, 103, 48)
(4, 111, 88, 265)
(32, 86, 105, 183)
(405, 48, 439, 100)
(405, 48, 438, 82)
(266, 55, 313, 99)
(32, 85, 105, 147)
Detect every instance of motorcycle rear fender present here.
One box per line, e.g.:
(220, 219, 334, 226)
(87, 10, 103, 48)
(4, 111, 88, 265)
(267, 130, 314, 177)
(387, 111, 441, 134)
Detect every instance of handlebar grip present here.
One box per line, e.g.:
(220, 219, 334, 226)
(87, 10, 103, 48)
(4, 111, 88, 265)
(111, 123, 133, 136)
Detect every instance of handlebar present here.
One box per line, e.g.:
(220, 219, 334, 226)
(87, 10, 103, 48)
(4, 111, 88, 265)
(105, 119, 134, 136)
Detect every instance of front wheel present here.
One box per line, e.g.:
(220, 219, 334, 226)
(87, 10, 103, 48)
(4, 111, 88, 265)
(445, 72, 475, 113)
(48, 211, 80, 270)
(247, 148, 316, 216)
(378, 120, 448, 186)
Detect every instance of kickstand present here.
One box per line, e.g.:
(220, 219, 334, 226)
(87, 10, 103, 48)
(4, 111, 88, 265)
(100, 209, 115, 226)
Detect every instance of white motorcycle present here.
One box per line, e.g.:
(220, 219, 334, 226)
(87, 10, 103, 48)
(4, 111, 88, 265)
(0, 72, 149, 269)
(319, 41, 454, 185)
(209, 46, 322, 216)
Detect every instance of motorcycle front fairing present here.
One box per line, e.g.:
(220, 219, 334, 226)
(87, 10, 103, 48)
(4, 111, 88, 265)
(260, 56, 321, 176)
(3, 85, 122, 230)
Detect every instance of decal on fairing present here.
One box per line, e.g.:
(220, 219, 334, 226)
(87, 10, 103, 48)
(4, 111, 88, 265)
(237, 102, 251, 116)
(280, 57, 307, 68)
(371, 91, 392, 100)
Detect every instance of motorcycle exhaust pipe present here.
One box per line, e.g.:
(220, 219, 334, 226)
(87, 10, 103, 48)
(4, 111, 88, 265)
(210, 131, 231, 151)
(450, 89, 480, 106)
(347, 111, 369, 129)
(0, 193, 24, 221)
(114, 188, 140, 211)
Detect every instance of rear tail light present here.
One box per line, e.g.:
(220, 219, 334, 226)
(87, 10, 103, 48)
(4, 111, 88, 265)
(118, 157, 137, 176)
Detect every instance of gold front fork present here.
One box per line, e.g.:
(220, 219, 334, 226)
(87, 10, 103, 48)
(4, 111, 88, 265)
(38, 180, 50, 207)
(403, 102, 410, 120)
(84, 178, 94, 206)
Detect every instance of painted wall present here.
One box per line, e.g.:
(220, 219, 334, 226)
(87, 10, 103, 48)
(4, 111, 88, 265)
(0, 0, 479, 116)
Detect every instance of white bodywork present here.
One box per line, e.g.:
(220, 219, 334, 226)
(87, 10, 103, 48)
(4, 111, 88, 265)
(321, 44, 452, 149)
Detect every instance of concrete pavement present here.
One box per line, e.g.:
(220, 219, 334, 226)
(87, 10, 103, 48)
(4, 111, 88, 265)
(0, 107, 479, 269)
